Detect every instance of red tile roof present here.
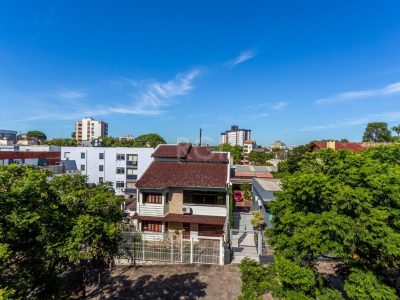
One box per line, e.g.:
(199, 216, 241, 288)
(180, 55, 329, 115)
(152, 143, 229, 163)
(310, 141, 366, 152)
(136, 161, 228, 189)
(133, 213, 226, 226)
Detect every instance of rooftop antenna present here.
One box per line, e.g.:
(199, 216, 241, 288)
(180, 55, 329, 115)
(199, 128, 202, 146)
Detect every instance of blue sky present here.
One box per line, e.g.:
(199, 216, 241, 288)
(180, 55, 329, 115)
(1, 1, 400, 146)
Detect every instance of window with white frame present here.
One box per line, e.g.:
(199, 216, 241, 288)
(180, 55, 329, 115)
(116, 181, 125, 188)
(116, 154, 125, 160)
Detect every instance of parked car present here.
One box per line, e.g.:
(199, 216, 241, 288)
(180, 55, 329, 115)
(233, 190, 243, 202)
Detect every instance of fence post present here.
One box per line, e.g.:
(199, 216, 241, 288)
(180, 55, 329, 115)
(171, 236, 174, 262)
(257, 231, 262, 254)
(142, 232, 145, 260)
(219, 238, 224, 265)
(190, 237, 194, 264)
(180, 234, 183, 263)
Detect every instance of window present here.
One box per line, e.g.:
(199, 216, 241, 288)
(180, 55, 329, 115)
(126, 182, 136, 189)
(99, 153, 104, 159)
(143, 193, 162, 204)
(80, 165, 85, 171)
(64, 152, 70, 159)
(99, 165, 104, 172)
(142, 221, 162, 232)
(81, 152, 85, 159)
(183, 191, 226, 206)
(116, 167, 125, 174)
(99, 177, 104, 183)
(116, 154, 125, 160)
(127, 154, 138, 169)
(116, 181, 125, 188)
(127, 168, 136, 175)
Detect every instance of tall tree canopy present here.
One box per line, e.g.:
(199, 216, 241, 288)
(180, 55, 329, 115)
(44, 138, 77, 146)
(262, 145, 400, 298)
(392, 124, 400, 137)
(25, 130, 47, 141)
(99, 134, 166, 148)
(215, 144, 243, 164)
(362, 122, 392, 142)
(0, 166, 125, 298)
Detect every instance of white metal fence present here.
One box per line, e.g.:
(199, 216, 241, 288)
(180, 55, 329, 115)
(119, 232, 222, 265)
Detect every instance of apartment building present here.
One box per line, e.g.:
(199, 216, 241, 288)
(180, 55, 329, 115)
(75, 117, 108, 145)
(0, 129, 17, 144)
(220, 125, 251, 146)
(61, 147, 153, 197)
(134, 143, 230, 246)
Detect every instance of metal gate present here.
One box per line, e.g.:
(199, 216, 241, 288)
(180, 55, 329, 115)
(230, 229, 262, 263)
(119, 232, 222, 265)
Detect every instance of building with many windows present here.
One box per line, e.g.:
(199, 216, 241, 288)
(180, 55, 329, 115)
(61, 147, 154, 198)
(220, 125, 251, 146)
(75, 117, 108, 146)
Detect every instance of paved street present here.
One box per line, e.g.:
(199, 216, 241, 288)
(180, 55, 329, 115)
(85, 264, 241, 300)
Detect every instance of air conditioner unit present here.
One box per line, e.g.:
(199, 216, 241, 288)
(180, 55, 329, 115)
(182, 206, 192, 215)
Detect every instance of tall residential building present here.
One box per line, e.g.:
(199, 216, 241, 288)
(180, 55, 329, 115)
(75, 117, 108, 145)
(220, 125, 251, 146)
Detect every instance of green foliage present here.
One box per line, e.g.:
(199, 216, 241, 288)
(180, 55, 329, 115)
(392, 124, 400, 136)
(0, 165, 125, 298)
(45, 138, 76, 146)
(264, 144, 400, 298)
(239, 256, 316, 299)
(99, 133, 166, 148)
(25, 130, 47, 141)
(277, 144, 309, 175)
(215, 144, 243, 164)
(362, 122, 392, 142)
(344, 269, 397, 300)
(316, 288, 344, 300)
(250, 211, 264, 229)
(248, 151, 273, 165)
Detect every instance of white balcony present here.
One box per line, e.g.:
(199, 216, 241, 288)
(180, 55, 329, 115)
(183, 204, 227, 217)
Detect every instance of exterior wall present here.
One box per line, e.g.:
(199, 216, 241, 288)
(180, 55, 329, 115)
(185, 204, 227, 217)
(61, 146, 154, 195)
(168, 187, 184, 214)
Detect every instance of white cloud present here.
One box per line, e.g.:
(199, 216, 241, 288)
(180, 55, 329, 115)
(17, 69, 201, 122)
(298, 111, 400, 132)
(57, 89, 87, 99)
(229, 49, 257, 67)
(271, 101, 288, 110)
(315, 82, 400, 105)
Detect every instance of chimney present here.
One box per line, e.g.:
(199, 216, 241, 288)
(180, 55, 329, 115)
(199, 128, 202, 146)
(327, 140, 336, 149)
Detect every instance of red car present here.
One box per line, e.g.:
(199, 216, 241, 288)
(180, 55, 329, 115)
(233, 190, 243, 202)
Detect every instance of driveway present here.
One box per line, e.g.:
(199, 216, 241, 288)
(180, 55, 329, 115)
(84, 264, 241, 300)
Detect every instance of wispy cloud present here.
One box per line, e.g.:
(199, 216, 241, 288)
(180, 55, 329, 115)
(315, 82, 400, 105)
(271, 101, 288, 110)
(298, 111, 400, 132)
(57, 89, 87, 99)
(229, 49, 257, 67)
(17, 69, 201, 122)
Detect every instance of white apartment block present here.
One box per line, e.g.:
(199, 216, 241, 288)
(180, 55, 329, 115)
(75, 117, 108, 145)
(243, 140, 256, 155)
(220, 125, 251, 146)
(61, 147, 154, 197)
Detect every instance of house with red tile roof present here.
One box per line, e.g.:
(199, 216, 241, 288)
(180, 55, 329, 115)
(134, 143, 230, 257)
(309, 140, 369, 152)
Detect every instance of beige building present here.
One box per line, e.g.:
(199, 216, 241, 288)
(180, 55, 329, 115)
(75, 117, 108, 145)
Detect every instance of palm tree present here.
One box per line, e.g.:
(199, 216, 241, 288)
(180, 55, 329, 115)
(392, 125, 400, 137)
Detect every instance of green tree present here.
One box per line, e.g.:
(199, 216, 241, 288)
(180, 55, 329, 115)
(0, 165, 125, 298)
(264, 145, 400, 297)
(362, 122, 392, 142)
(344, 269, 397, 300)
(25, 130, 47, 141)
(250, 211, 264, 229)
(133, 133, 166, 147)
(277, 144, 309, 175)
(45, 138, 76, 146)
(215, 144, 243, 164)
(248, 151, 273, 165)
(391, 124, 400, 137)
